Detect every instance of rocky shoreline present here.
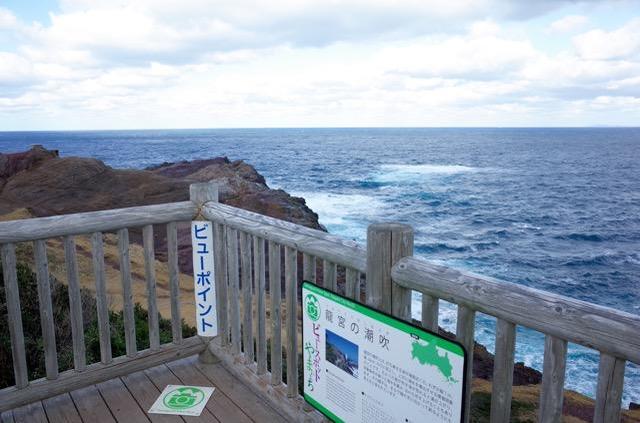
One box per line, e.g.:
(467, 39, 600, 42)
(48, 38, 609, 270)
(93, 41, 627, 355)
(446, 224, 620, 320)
(1, 146, 637, 422)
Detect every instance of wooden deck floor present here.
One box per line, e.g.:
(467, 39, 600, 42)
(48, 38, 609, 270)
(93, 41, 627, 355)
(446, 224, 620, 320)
(0, 355, 287, 423)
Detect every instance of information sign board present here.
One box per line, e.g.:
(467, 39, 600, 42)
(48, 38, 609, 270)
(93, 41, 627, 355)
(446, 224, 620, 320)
(302, 281, 466, 423)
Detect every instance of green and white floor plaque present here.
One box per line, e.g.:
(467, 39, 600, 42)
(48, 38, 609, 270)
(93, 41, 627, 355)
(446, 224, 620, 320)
(302, 281, 467, 423)
(148, 385, 215, 416)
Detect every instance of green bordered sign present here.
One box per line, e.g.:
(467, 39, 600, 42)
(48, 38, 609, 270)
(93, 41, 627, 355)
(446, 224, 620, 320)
(302, 281, 466, 423)
(148, 385, 215, 416)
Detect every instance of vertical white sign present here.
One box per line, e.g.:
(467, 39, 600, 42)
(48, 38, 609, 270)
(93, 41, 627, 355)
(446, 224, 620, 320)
(191, 221, 218, 337)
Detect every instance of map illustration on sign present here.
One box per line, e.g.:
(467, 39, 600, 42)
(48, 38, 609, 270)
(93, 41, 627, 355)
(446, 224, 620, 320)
(302, 281, 466, 423)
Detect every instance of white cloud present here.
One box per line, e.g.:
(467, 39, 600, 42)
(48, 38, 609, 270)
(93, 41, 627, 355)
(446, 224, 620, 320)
(0, 1, 639, 128)
(573, 18, 640, 60)
(549, 15, 588, 33)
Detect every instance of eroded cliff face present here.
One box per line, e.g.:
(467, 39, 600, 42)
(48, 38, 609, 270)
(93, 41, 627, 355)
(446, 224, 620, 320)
(0, 145, 322, 231)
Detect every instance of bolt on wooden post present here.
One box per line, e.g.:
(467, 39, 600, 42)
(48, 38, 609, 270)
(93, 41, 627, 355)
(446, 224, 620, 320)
(366, 222, 414, 320)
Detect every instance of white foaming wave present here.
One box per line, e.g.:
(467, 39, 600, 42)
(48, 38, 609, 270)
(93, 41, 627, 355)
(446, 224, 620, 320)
(293, 191, 385, 241)
(373, 164, 478, 184)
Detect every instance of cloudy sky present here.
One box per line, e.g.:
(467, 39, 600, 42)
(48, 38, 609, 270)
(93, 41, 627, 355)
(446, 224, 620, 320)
(0, 0, 639, 129)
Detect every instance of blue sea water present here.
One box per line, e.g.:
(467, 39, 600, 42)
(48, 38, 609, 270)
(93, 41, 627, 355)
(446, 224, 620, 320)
(1, 128, 639, 406)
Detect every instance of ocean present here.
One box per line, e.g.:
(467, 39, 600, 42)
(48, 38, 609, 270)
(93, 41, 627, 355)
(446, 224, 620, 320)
(1, 127, 639, 406)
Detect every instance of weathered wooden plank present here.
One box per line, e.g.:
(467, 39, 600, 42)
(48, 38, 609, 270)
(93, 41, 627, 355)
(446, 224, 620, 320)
(345, 268, 358, 300)
(240, 231, 254, 363)
(122, 369, 186, 423)
(70, 385, 116, 422)
(92, 232, 112, 364)
(421, 294, 439, 332)
(195, 358, 289, 422)
(213, 222, 229, 348)
(117, 228, 137, 357)
(391, 256, 640, 364)
(42, 393, 82, 423)
(1, 244, 28, 389)
(142, 364, 219, 423)
(594, 353, 625, 423)
(0, 336, 206, 413)
(366, 223, 413, 317)
(490, 319, 516, 423)
(254, 236, 267, 375)
(0, 202, 196, 243)
(96, 378, 150, 423)
(166, 358, 252, 423)
(143, 224, 160, 351)
(323, 259, 337, 292)
(269, 241, 283, 386)
(366, 224, 391, 311)
(202, 202, 366, 272)
(11, 402, 47, 423)
(285, 246, 298, 398)
(64, 235, 86, 372)
(0, 411, 13, 423)
(456, 305, 475, 423)
(226, 227, 241, 355)
(166, 222, 182, 344)
(303, 253, 316, 283)
(390, 225, 413, 321)
(207, 340, 323, 422)
(538, 335, 567, 423)
(33, 240, 58, 380)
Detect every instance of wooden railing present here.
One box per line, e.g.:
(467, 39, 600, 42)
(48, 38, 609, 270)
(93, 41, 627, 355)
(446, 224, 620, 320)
(1, 182, 639, 423)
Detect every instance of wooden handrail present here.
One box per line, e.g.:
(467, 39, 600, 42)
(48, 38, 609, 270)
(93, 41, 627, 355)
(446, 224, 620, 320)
(391, 255, 640, 364)
(0, 201, 196, 243)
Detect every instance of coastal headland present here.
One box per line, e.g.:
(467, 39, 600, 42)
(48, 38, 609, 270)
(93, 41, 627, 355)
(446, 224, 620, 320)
(1, 146, 638, 422)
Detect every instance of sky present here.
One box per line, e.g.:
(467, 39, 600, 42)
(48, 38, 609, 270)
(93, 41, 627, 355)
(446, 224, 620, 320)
(0, 0, 639, 130)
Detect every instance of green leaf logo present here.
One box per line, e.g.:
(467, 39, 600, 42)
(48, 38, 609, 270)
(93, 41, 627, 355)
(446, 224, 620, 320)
(163, 387, 205, 410)
(305, 293, 320, 321)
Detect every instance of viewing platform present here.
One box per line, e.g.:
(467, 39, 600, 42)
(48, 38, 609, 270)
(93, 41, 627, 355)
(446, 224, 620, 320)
(1, 182, 639, 422)
(1, 355, 285, 422)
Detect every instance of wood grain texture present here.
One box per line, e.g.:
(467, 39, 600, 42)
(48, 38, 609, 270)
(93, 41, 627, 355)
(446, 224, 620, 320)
(92, 232, 112, 364)
(302, 253, 316, 283)
(456, 305, 475, 423)
(240, 231, 254, 363)
(323, 260, 337, 292)
(143, 225, 160, 351)
(421, 294, 439, 332)
(117, 228, 136, 357)
(538, 335, 567, 423)
(202, 202, 366, 272)
(95, 378, 149, 423)
(392, 256, 640, 364)
(0, 202, 196, 243)
(254, 236, 267, 375)
(122, 369, 185, 423)
(33, 240, 58, 380)
(227, 227, 242, 355)
(212, 222, 228, 348)
(1, 244, 28, 389)
(285, 246, 298, 398)
(10, 402, 47, 423)
(0, 336, 206, 413)
(42, 394, 82, 423)
(594, 353, 625, 423)
(166, 222, 182, 344)
(345, 268, 359, 300)
(207, 339, 324, 422)
(390, 225, 413, 321)
(64, 235, 86, 372)
(490, 319, 516, 423)
(366, 224, 391, 311)
(269, 241, 283, 386)
(70, 385, 116, 423)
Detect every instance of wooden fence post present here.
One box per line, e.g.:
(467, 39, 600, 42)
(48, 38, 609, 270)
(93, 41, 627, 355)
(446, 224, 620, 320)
(366, 223, 414, 319)
(190, 182, 222, 363)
